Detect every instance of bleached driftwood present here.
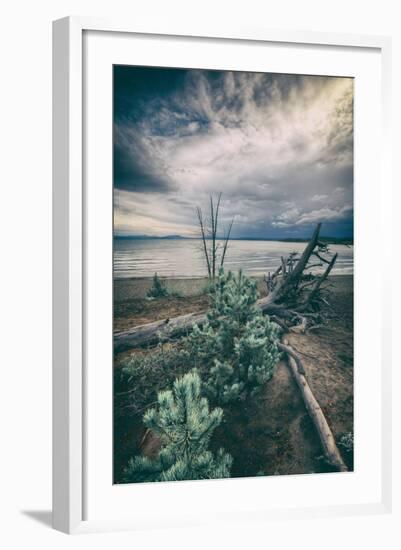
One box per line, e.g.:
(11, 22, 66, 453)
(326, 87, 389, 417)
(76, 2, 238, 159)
(279, 339, 348, 472)
(114, 311, 206, 352)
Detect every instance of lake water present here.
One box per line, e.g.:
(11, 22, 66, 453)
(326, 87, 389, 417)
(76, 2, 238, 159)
(114, 238, 353, 279)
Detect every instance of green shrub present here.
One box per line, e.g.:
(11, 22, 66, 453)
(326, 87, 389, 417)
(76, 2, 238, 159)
(186, 269, 280, 403)
(124, 371, 232, 482)
(338, 431, 354, 453)
(147, 272, 169, 298)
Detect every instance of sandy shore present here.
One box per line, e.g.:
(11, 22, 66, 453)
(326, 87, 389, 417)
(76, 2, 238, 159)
(114, 273, 352, 300)
(113, 275, 352, 331)
(113, 274, 353, 482)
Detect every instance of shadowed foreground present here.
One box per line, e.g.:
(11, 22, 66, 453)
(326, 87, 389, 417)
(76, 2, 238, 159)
(113, 275, 353, 483)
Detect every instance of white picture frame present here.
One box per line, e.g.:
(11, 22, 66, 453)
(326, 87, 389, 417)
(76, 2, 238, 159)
(52, 16, 392, 534)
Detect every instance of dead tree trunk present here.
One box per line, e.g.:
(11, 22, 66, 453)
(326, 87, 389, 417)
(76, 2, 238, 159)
(196, 193, 234, 281)
(258, 222, 322, 309)
(114, 311, 206, 352)
(279, 339, 348, 472)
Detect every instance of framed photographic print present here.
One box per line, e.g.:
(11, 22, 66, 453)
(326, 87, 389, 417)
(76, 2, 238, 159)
(52, 17, 392, 533)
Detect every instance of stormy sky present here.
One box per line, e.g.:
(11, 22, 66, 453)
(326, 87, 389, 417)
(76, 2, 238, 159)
(113, 65, 353, 239)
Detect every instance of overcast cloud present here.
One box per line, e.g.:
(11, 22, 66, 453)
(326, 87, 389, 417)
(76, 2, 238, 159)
(114, 66, 353, 239)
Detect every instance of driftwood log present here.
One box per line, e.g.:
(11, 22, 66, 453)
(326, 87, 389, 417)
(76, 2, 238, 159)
(114, 311, 206, 353)
(279, 339, 348, 472)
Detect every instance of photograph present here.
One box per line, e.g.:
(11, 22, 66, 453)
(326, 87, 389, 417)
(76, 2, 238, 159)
(112, 65, 354, 484)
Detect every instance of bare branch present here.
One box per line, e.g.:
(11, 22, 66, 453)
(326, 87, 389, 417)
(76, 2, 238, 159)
(304, 253, 338, 305)
(220, 217, 234, 268)
(196, 206, 211, 278)
(312, 251, 332, 264)
(305, 263, 323, 270)
(210, 196, 215, 279)
(281, 256, 287, 279)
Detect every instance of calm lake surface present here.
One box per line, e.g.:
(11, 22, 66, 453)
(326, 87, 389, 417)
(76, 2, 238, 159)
(114, 238, 353, 279)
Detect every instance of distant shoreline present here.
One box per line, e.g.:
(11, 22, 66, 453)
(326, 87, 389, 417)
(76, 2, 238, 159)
(114, 235, 354, 246)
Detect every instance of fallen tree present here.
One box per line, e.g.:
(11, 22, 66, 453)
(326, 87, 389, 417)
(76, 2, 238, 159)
(114, 223, 337, 353)
(279, 339, 348, 472)
(114, 311, 206, 353)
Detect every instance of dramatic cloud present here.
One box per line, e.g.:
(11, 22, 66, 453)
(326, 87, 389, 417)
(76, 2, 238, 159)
(114, 67, 353, 238)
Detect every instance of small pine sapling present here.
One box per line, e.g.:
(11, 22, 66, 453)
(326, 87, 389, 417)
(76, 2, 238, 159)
(147, 272, 169, 298)
(124, 371, 232, 483)
(186, 269, 280, 403)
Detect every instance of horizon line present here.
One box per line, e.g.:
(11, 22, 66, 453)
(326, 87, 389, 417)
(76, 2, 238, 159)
(114, 234, 354, 241)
